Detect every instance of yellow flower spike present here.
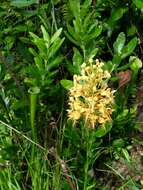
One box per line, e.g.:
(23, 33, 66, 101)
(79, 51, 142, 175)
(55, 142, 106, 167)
(67, 59, 115, 128)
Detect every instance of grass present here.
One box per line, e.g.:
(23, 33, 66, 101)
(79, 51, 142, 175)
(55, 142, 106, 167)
(0, 0, 143, 189)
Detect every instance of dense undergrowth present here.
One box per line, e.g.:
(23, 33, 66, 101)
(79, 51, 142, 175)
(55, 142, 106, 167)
(1, 0, 143, 189)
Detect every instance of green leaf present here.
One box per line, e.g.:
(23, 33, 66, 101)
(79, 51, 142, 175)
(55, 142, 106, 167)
(51, 28, 63, 44)
(49, 38, 65, 58)
(66, 24, 79, 41)
(133, 0, 143, 8)
(34, 56, 44, 72)
(112, 55, 122, 69)
(29, 32, 47, 55)
(64, 30, 79, 46)
(95, 123, 112, 138)
(127, 25, 137, 36)
(73, 47, 83, 73)
(121, 37, 138, 59)
(83, 12, 93, 30)
(4, 36, 15, 50)
(129, 56, 142, 72)
(60, 79, 73, 90)
(10, 0, 39, 8)
(41, 25, 50, 44)
(80, 0, 92, 18)
(113, 32, 126, 55)
(87, 48, 98, 60)
(14, 25, 28, 32)
(73, 18, 81, 35)
(94, 126, 107, 138)
(112, 139, 125, 148)
(108, 7, 128, 26)
(84, 25, 102, 42)
(24, 78, 37, 86)
(28, 86, 40, 95)
(29, 47, 38, 57)
(46, 56, 63, 71)
(69, 0, 80, 18)
(11, 100, 26, 111)
(129, 56, 142, 80)
(122, 148, 130, 162)
(103, 61, 114, 72)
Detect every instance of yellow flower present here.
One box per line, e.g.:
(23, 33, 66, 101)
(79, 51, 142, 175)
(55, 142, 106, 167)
(67, 59, 115, 128)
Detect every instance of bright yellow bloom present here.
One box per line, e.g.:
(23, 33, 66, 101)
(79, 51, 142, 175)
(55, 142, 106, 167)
(67, 59, 115, 128)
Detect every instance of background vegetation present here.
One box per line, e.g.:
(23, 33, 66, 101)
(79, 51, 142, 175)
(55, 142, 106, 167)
(0, 0, 143, 189)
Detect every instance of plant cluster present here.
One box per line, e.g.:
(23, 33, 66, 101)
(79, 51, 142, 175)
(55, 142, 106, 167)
(0, 0, 143, 189)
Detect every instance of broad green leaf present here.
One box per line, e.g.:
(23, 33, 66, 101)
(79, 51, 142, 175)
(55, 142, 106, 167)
(121, 37, 138, 59)
(51, 28, 63, 44)
(60, 79, 73, 90)
(113, 32, 126, 55)
(10, 0, 39, 8)
(133, 0, 143, 8)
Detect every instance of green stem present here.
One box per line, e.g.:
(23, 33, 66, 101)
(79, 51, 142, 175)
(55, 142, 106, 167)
(28, 87, 40, 162)
(83, 126, 90, 190)
(30, 93, 37, 142)
(83, 155, 89, 190)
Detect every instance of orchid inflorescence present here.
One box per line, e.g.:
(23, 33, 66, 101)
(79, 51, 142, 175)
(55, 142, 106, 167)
(67, 59, 115, 128)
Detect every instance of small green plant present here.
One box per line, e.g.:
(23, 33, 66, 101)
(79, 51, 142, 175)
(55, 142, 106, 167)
(65, 58, 114, 189)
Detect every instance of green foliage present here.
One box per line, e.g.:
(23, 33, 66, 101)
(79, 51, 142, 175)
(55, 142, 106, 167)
(27, 25, 64, 89)
(10, 0, 39, 8)
(112, 32, 138, 70)
(0, 0, 142, 189)
(64, 0, 102, 60)
(133, 0, 143, 8)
